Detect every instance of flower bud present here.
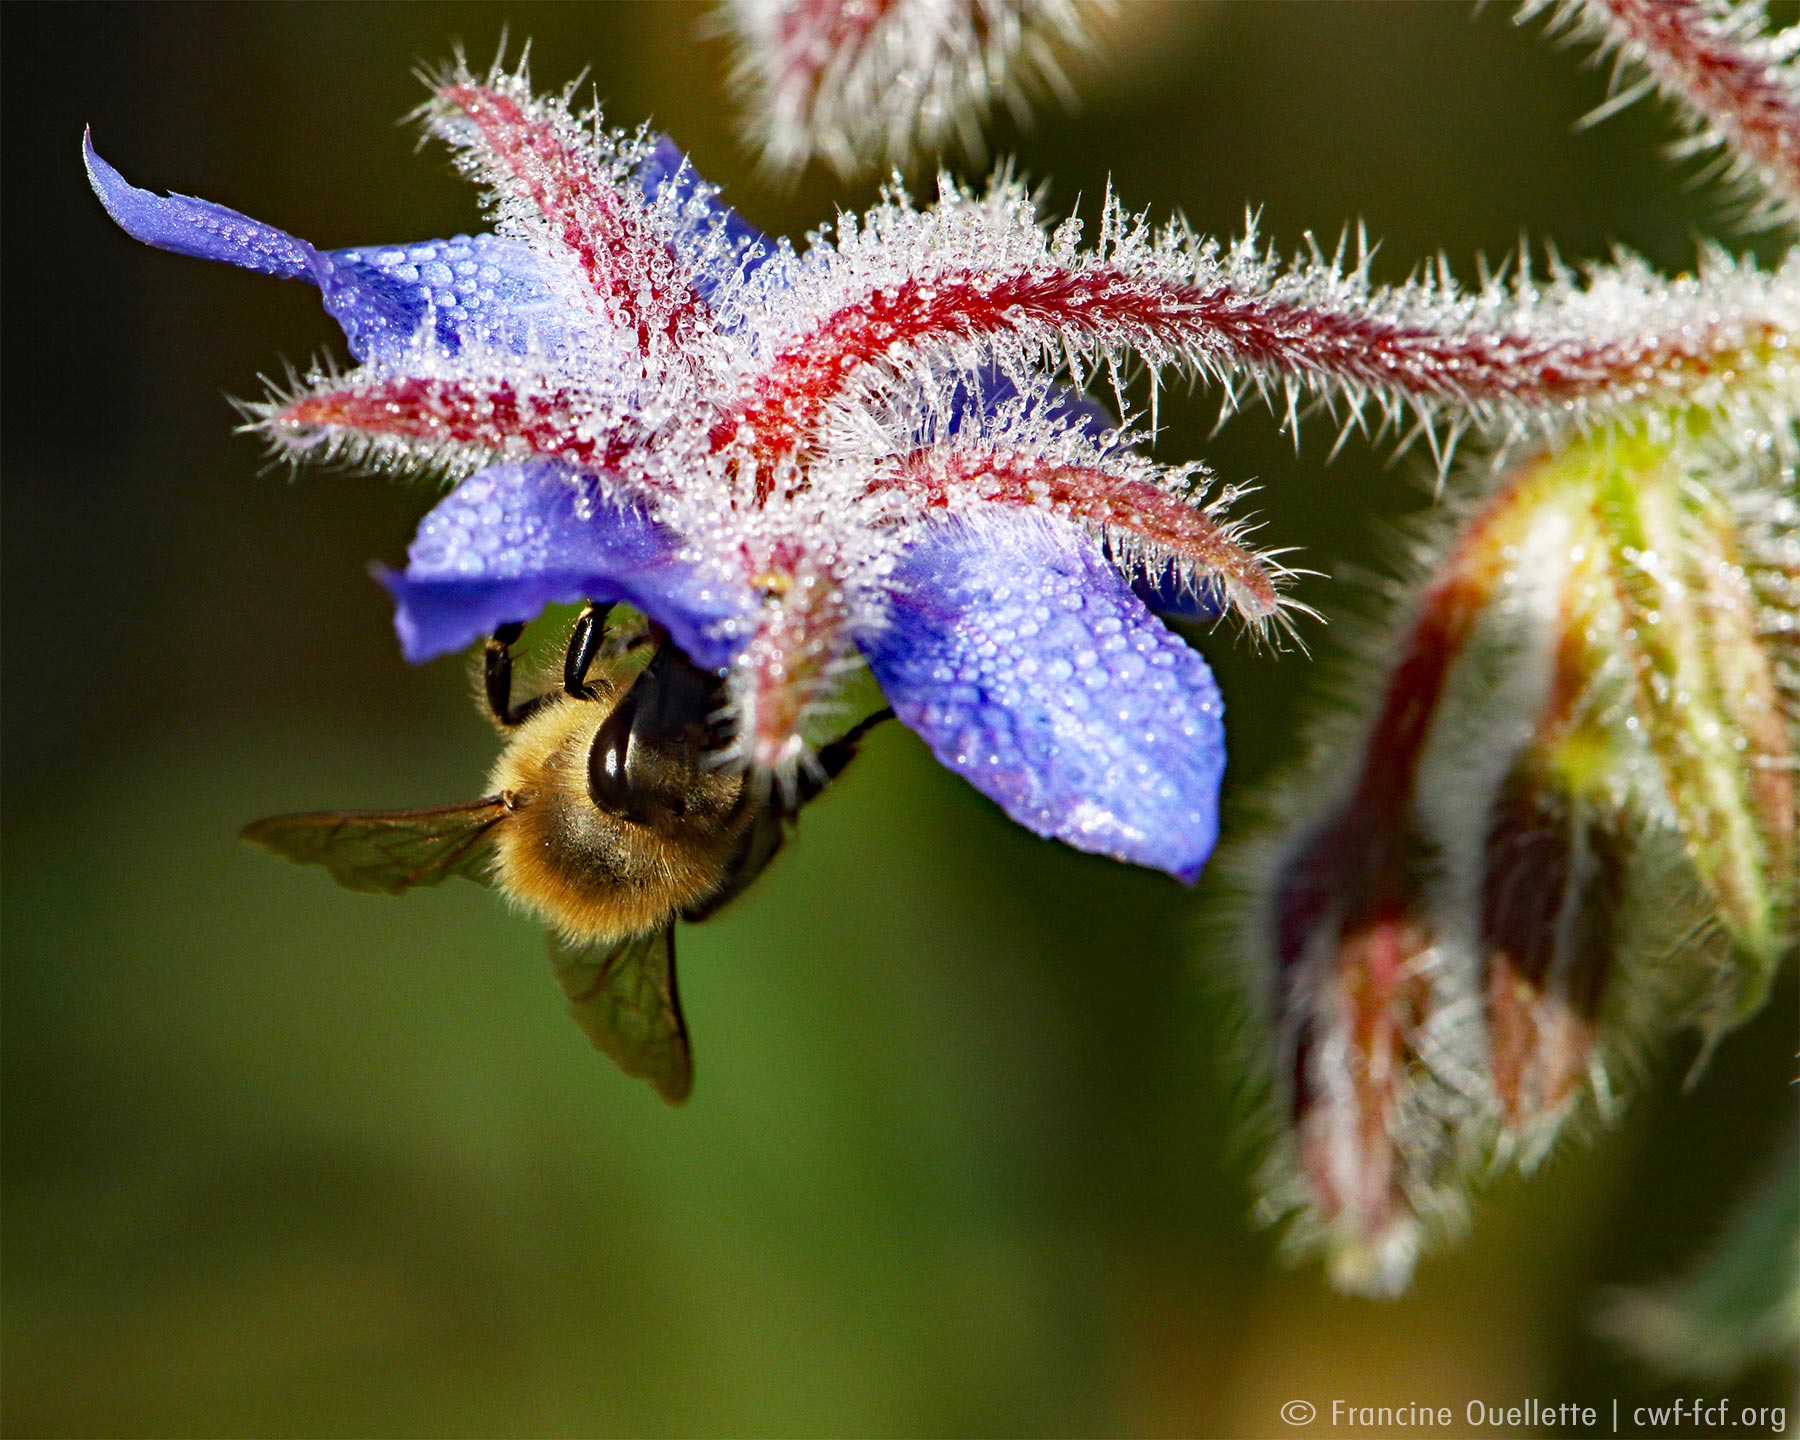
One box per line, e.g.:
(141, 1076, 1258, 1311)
(1254, 429, 1796, 1293)
(1272, 804, 1446, 1294)
(1263, 453, 1596, 1293)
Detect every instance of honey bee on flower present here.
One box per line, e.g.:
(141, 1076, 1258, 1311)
(87, 54, 1294, 1092)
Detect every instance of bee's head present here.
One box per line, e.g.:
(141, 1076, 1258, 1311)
(487, 645, 750, 942)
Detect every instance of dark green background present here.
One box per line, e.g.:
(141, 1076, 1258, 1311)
(5, 3, 1793, 1435)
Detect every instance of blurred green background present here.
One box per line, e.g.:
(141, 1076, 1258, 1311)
(5, 4, 1794, 1436)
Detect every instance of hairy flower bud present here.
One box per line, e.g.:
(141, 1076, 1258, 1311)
(1255, 426, 1797, 1294)
(1479, 517, 1636, 1142)
(1263, 454, 1596, 1293)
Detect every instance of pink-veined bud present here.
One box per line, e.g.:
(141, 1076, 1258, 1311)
(723, 0, 1105, 179)
(1258, 425, 1798, 1293)
(1265, 454, 1597, 1294)
(1273, 807, 1451, 1295)
(1481, 753, 1628, 1138)
(1478, 526, 1636, 1142)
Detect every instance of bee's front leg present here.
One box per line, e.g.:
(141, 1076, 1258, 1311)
(563, 602, 613, 699)
(484, 622, 552, 728)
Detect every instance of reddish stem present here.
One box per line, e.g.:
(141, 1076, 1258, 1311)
(886, 447, 1281, 619)
(1591, 0, 1800, 210)
(439, 82, 709, 359)
(719, 266, 1775, 468)
(276, 377, 643, 473)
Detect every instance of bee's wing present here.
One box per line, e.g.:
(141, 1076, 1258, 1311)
(241, 798, 510, 895)
(548, 926, 693, 1105)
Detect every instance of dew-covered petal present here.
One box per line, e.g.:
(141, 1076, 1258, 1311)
(635, 135, 771, 301)
(380, 460, 752, 670)
(310, 234, 563, 361)
(84, 130, 311, 278)
(85, 133, 564, 362)
(947, 362, 1112, 439)
(861, 514, 1226, 883)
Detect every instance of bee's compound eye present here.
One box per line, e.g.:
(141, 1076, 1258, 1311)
(588, 690, 641, 819)
(584, 645, 734, 835)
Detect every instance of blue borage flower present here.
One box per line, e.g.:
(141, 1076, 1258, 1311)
(87, 60, 1295, 884)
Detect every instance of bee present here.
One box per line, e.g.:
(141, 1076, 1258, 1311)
(243, 604, 889, 1103)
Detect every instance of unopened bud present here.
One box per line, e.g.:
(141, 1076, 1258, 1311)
(1253, 427, 1797, 1292)
(1273, 805, 1447, 1295)
(1263, 454, 1595, 1293)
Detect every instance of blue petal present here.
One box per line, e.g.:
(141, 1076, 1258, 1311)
(635, 136, 772, 302)
(947, 362, 1112, 439)
(310, 235, 563, 362)
(85, 133, 563, 363)
(861, 515, 1225, 883)
(84, 130, 311, 278)
(380, 460, 753, 670)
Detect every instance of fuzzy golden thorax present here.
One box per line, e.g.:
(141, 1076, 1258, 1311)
(486, 687, 751, 944)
